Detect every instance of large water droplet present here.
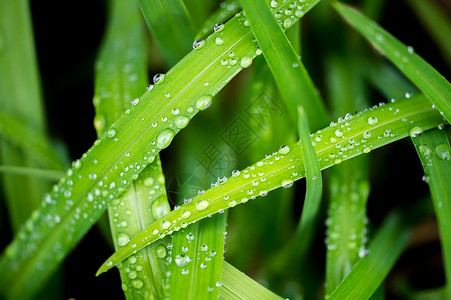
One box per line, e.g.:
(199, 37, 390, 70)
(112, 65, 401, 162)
(409, 126, 423, 137)
(214, 23, 224, 32)
(196, 95, 213, 110)
(118, 233, 130, 246)
(153, 73, 165, 84)
(156, 129, 175, 149)
(435, 144, 450, 160)
(175, 254, 190, 267)
(240, 56, 252, 68)
(174, 116, 189, 129)
(368, 117, 378, 125)
(196, 200, 209, 211)
(156, 244, 167, 258)
(279, 145, 290, 155)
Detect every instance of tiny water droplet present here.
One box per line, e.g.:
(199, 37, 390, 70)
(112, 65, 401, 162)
(130, 98, 139, 107)
(107, 128, 116, 137)
(368, 117, 378, 125)
(215, 37, 224, 45)
(175, 254, 190, 267)
(214, 23, 224, 32)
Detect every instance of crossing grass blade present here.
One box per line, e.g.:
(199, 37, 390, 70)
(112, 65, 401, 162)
(93, 0, 172, 298)
(219, 261, 284, 299)
(97, 94, 445, 274)
(0, 0, 318, 295)
(195, 0, 240, 39)
(138, 0, 196, 66)
(406, 0, 451, 68)
(0, 166, 63, 181)
(329, 211, 412, 300)
(0, 110, 65, 170)
(238, 0, 328, 130)
(332, 1, 451, 125)
(411, 129, 451, 299)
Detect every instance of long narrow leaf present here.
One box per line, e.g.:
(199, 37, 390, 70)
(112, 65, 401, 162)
(411, 129, 451, 299)
(219, 261, 283, 299)
(332, 1, 451, 125)
(238, 0, 328, 130)
(97, 94, 445, 273)
(138, 0, 196, 66)
(0, 166, 63, 181)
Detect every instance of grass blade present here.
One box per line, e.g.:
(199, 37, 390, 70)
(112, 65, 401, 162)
(238, 0, 328, 130)
(411, 129, 451, 299)
(332, 1, 451, 125)
(0, 0, 316, 294)
(219, 261, 284, 299)
(325, 55, 370, 296)
(93, 0, 171, 298)
(138, 0, 196, 66)
(97, 94, 445, 273)
(328, 211, 412, 300)
(0, 166, 63, 181)
(195, 0, 240, 39)
(405, 0, 451, 68)
(0, 110, 64, 170)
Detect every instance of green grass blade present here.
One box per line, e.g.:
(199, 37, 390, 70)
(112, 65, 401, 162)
(97, 94, 445, 273)
(138, 0, 196, 66)
(406, 0, 451, 68)
(0, 110, 64, 170)
(0, 0, 316, 294)
(325, 55, 370, 296)
(195, 0, 240, 39)
(93, 0, 171, 298)
(0, 166, 63, 181)
(332, 1, 451, 125)
(238, 0, 328, 130)
(329, 211, 412, 300)
(411, 129, 451, 299)
(219, 261, 284, 299)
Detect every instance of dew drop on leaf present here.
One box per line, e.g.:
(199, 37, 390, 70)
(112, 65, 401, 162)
(435, 144, 450, 161)
(117, 233, 130, 246)
(409, 126, 423, 137)
(175, 254, 190, 268)
(156, 129, 175, 149)
(193, 39, 205, 49)
(196, 95, 213, 111)
(368, 117, 378, 125)
(196, 199, 209, 211)
(153, 73, 165, 84)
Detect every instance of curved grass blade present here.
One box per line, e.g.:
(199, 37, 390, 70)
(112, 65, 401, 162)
(195, 0, 240, 40)
(411, 129, 451, 299)
(0, 110, 64, 170)
(238, 0, 328, 130)
(93, 0, 172, 298)
(97, 94, 445, 274)
(219, 261, 283, 299)
(0, 0, 317, 295)
(0, 166, 63, 181)
(138, 0, 196, 66)
(332, 1, 451, 125)
(329, 211, 412, 300)
(406, 0, 451, 68)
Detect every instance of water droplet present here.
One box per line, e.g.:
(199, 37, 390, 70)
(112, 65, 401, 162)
(175, 254, 190, 267)
(156, 129, 175, 149)
(281, 179, 293, 188)
(363, 131, 371, 139)
(181, 269, 189, 275)
(270, 0, 278, 8)
(240, 56, 252, 68)
(335, 129, 343, 137)
(161, 220, 171, 230)
(153, 73, 165, 84)
(131, 279, 143, 289)
(435, 144, 450, 160)
(146, 84, 154, 91)
(193, 39, 205, 49)
(409, 126, 423, 137)
(232, 170, 240, 177)
(118, 233, 130, 246)
(363, 147, 371, 153)
(214, 23, 224, 32)
(156, 244, 167, 258)
(279, 145, 290, 155)
(228, 200, 237, 207)
(201, 244, 208, 251)
(196, 95, 213, 110)
(368, 117, 378, 125)
(407, 46, 414, 54)
(89, 173, 97, 180)
(295, 9, 305, 17)
(419, 145, 431, 157)
(130, 98, 140, 107)
(196, 200, 209, 211)
(215, 37, 224, 45)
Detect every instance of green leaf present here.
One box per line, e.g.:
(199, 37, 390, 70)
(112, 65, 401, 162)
(406, 0, 451, 68)
(0, 166, 63, 181)
(0, 110, 64, 170)
(195, 0, 240, 40)
(138, 0, 196, 66)
(329, 211, 412, 300)
(97, 94, 445, 274)
(332, 1, 451, 125)
(93, 0, 171, 298)
(0, 0, 315, 295)
(219, 261, 284, 299)
(411, 129, 451, 299)
(238, 0, 328, 130)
